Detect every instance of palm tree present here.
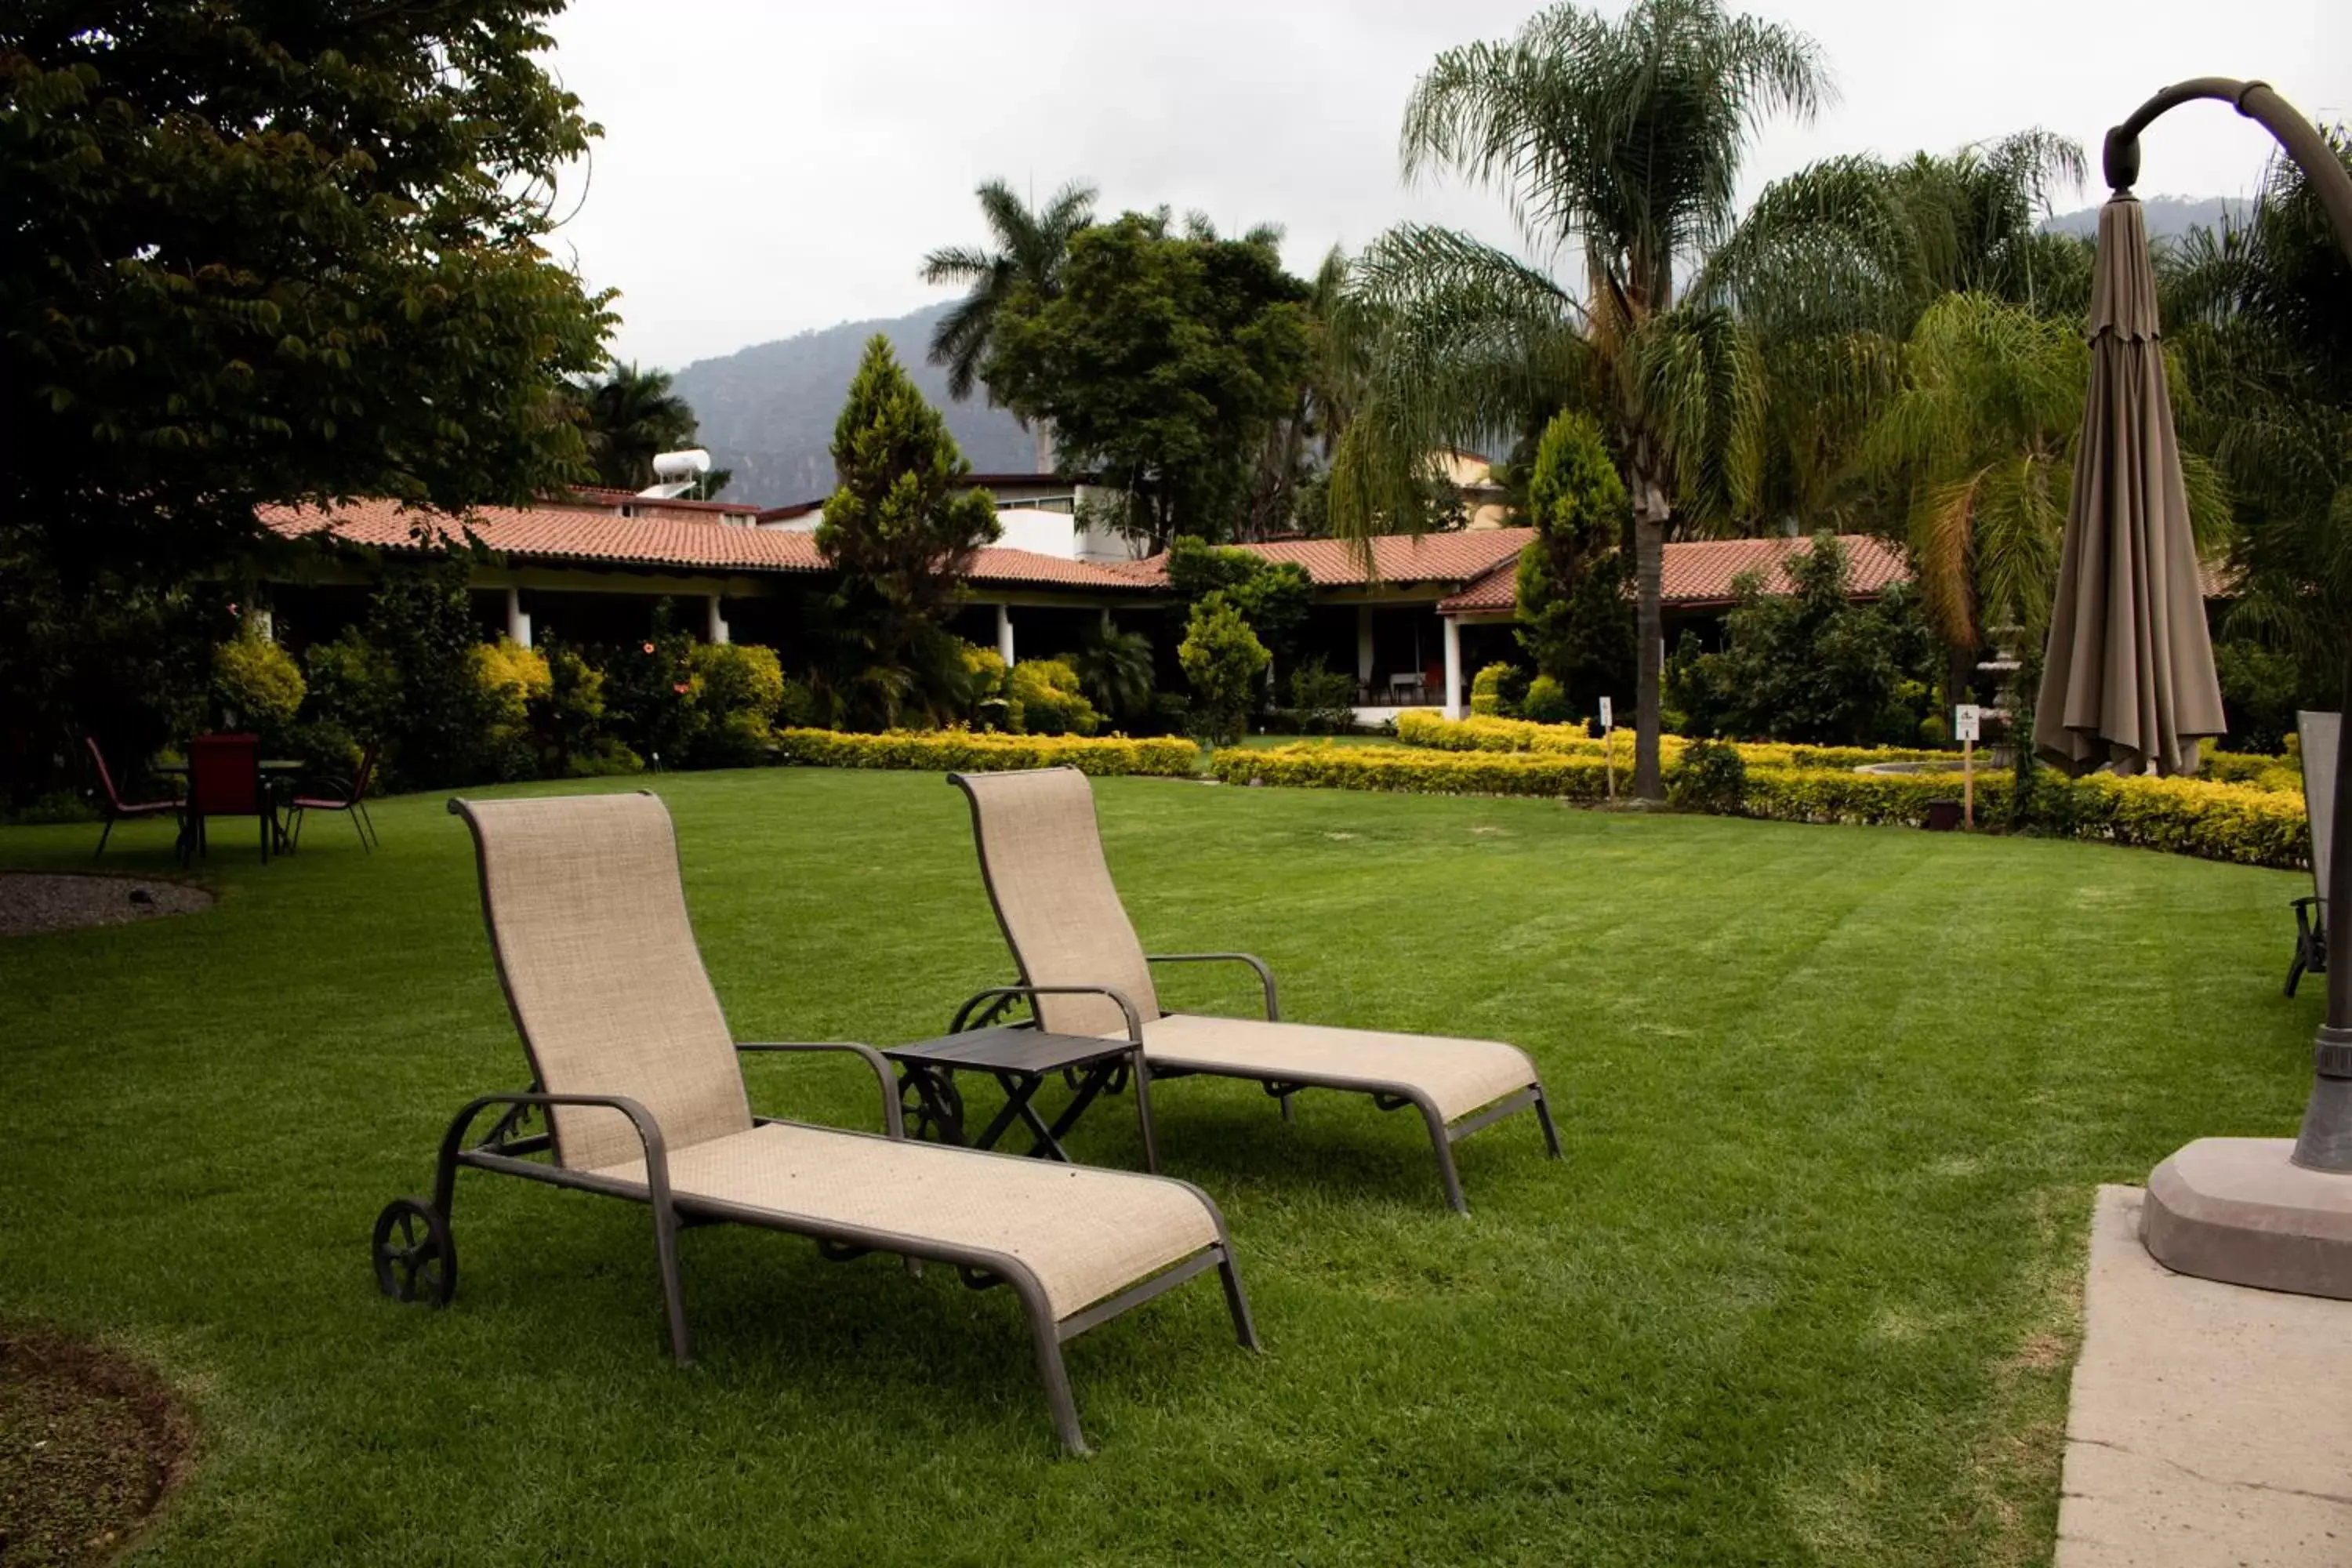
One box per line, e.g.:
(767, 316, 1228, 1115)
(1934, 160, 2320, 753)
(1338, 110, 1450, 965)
(921, 179, 1098, 472)
(1859, 292, 2229, 659)
(2163, 136, 2352, 681)
(575, 362, 706, 492)
(1333, 0, 1834, 799)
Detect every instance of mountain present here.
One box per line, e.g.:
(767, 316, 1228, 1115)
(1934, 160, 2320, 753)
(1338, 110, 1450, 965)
(672, 301, 1037, 507)
(2042, 194, 2248, 240)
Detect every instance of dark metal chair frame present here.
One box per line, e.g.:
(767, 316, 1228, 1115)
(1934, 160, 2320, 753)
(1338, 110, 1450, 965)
(286, 742, 381, 854)
(84, 737, 180, 860)
(948, 771, 1563, 1214)
(372, 795, 1257, 1455)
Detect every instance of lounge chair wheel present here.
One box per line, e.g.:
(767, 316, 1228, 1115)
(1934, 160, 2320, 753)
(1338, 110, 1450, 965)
(899, 1066, 964, 1142)
(372, 1196, 457, 1306)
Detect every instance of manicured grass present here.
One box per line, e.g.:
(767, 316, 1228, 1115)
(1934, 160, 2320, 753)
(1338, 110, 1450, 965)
(0, 770, 2316, 1565)
(1237, 731, 1402, 748)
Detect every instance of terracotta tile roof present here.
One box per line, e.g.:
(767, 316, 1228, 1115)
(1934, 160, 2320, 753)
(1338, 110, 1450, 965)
(1439, 559, 1523, 612)
(260, 499, 1156, 590)
(1127, 528, 1536, 589)
(964, 550, 1159, 590)
(1438, 533, 1914, 615)
(1659, 534, 1911, 607)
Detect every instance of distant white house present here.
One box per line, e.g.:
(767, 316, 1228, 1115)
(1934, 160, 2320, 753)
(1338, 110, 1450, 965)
(756, 472, 1148, 566)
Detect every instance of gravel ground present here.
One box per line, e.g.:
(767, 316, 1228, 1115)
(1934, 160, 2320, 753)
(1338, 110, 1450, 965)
(0, 873, 214, 938)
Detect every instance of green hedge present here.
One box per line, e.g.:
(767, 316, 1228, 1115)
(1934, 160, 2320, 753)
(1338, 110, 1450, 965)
(1395, 710, 1953, 769)
(2201, 749, 2302, 793)
(775, 728, 1200, 777)
(1211, 742, 1617, 799)
(1214, 741, 2311, 870)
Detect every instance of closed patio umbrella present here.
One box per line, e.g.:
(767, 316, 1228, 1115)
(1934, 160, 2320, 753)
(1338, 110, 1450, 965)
(2032, 192, 2224, 777)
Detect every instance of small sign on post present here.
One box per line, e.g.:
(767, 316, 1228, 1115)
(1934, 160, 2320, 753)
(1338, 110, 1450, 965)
(1599, 697, 1616, 802)
(1955, 705, 1982, 829)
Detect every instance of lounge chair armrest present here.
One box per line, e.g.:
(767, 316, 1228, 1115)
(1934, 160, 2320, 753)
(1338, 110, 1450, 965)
(1147, 953, 1279, 1022)
(949, 984, 1145, 1046)
(434, 1091, 674, 1213)
(735, 1042, 906, 1139)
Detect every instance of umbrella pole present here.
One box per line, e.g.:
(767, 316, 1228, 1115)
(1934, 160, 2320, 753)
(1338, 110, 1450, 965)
(2114, 78, 2352, 1291)
(2292, 645, 2352, 1171)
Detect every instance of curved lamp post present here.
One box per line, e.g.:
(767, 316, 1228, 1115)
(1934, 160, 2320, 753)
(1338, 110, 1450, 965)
(2122, 80, 2352, 1294)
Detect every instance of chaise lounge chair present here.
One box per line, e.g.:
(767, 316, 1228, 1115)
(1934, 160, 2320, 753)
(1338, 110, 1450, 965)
(370, 790, 1255, 1454)
(947, 768, 1560, 1213)
(2288, 710, 2339, 998)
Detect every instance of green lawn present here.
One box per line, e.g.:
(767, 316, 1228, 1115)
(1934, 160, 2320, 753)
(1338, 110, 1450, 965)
(1239, 731, 1404, 748)
(0, 770, 2316, 1566)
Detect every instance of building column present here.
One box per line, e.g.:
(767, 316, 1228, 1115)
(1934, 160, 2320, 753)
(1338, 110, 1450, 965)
(1356, 604, 1375, 692)
(706, 593, 730, 645)
(1443, 616, 1464, 719)
(505, 588, 532, 649)
(996, 602, 1015, 666)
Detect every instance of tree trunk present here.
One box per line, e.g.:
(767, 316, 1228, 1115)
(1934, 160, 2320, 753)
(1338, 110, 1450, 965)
(1634, 512, 1664, 800)
(1034, 419, 1057, 476)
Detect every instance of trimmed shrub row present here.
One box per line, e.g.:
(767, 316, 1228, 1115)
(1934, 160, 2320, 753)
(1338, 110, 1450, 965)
(1401, 710, 2311, 794)
(1210, 743, 1618, 800)
(1394, 710, 1954, 770)
(775, 728, 1200, 777)
(1214, 742, 2312, 870)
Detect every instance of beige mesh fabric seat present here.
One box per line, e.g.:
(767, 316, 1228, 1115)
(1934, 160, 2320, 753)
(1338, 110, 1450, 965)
(949, 768, 1560, 1213)
(368, 791, 1254, 1455)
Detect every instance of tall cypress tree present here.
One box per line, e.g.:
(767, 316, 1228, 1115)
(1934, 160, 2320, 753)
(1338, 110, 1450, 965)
(811, 336, 1002, 728)
(1514, 410, 1635, 715)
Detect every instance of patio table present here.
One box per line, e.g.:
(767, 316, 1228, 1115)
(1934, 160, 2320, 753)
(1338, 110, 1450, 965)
(882, 1025, 1159, 1172)
(154, 758, 304, 854)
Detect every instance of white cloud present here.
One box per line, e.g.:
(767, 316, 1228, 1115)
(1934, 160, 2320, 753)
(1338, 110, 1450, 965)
(543, 0, 2350, 369)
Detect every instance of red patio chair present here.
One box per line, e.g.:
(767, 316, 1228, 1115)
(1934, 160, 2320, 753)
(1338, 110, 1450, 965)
(85, 737, 181, 860)
(184, 733, 274, 864)
(287, 742, 381, 853)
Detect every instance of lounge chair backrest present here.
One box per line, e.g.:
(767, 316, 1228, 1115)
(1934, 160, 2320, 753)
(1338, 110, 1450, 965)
(189, 733, 261, 814)
(453, 792, 751, 1171)
(2300, 710, 2340, 898)
(951, 768, 1160, 1038)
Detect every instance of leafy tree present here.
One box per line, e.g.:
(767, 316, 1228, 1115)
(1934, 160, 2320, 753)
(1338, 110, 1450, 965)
(982, 212, 1316, 546)
(575, 362, 727, 495)
(2165, 132, 2352, 700)
(1334, 0, 1836, 799)
(1240, 246, 1359, 539)
(358, 553, 521, 790)
(1514, 411, 1634, 714)
(1178, 595, 1269, 746)
(1006, 659, 1101, 736)
(600, 600, 702, 768)
(1859, 292, 2227, 662)
(1063, 619, 1156, 724)
(1161, 535, 1311, 672)
(2, 2, 615, 583)
(811, 336, 1002, 729)
(922, 178, 1098, 470)
(1668, 535, 1936, 746)
(0, 546, 224, 805)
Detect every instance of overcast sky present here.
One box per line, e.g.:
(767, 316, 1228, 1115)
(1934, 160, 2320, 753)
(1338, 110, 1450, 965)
(543, 0, 2350, 372)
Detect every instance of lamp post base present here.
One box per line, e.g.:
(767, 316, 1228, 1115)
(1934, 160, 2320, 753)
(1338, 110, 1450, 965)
(2143, 1138, 2352, 1298)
